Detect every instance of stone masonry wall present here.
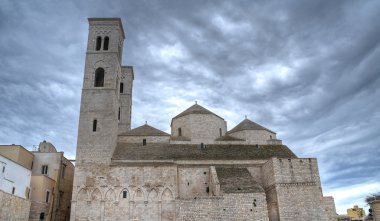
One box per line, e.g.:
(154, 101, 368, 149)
(71, 164, 178, 221)
(29, 201, 50, 221)
(0, 189, 31, 221)
(229, 130, 276, 145)
(178, 193, 269, 221)
(118, 66, 133, 134)
(171, 114, 227, 144)
(72, 163, 272, 221)
(323, 196, 337, 221)
(117, 135, 170, 144)
(263, 157, 329, 221)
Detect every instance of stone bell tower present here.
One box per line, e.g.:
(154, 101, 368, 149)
(75, 18, 132, 165)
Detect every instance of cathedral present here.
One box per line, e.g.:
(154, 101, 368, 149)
(70, 18, 337, 221)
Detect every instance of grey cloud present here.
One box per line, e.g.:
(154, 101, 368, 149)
(0, 0, 379, 213)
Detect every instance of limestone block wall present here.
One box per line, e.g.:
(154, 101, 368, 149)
(228, 130, 276, 145)
(267, 158, 321, 185)
(71, 164, 178, 221)
(118, 66, 133, 134)
(276, 184, 328, 221)
(87, 20, 124, 61)
(247, 166, 265, 186)
(0, 189, 31, 221)
(76, 88, 120, 165)
(29, 201, 50, 221)
(323, 196, 337, 221)
(82, 54, 121, 89)
(178, 167, 210, 199)
(171, 116, 191, 139)
(214, 140, 247, 145)
(118, 135, 170, 144)
(369, 200, 380, 221)
(177, 193, 269, 221)
(171, 114, 227, 144)
(262, 158, 329, 221)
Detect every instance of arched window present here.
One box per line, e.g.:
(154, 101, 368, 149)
(94, 68, 104, 87)
(120, 82, 124, 93)
(178, 128, 182, 136)
(39, 213, 45, 221)
(103, 36, 109, 50)
(96, 36, 102, 51)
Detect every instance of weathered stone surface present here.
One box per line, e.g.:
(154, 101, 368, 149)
(0, 189, 30, 221)
(70, 17, 336, 221)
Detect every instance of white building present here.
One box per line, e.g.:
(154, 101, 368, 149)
(0, 145, 33, 199)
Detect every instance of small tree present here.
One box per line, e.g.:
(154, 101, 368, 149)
(366, 192, 380, 204)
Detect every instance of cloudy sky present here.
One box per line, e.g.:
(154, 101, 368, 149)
(1, 0, 379, 214)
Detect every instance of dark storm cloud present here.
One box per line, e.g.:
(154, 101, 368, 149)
(0, 0, 379, 213)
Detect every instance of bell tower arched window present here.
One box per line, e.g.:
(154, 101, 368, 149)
(95, 36, 102, 51)
(94, 68, 104, 87)
(103, 36, 109, 51)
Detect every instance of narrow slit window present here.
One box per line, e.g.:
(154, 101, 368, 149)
(93, 119, 97, 132)
(12, 187, 15, 194)
(61, 164, 66, 178)
(95, 36, 102, 51)
(219, 128, 222, 137)
(120, 82, 124, 93)
(94, 68, 104, 87)
(143, 139, 146, 146)
(118, 107, 121, 120)
(46, 191, 50, 203)
(178, 128, 182, 136)
(123, 191, 127, 198)
(103, 36, 109, 50)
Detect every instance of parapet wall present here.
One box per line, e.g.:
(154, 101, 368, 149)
(323, 196, 338, 221)
(262, 157, 328, 221)
(118, 135, 170, 144)
(263, 157, 321, 186)
(0, 189, 31, 221)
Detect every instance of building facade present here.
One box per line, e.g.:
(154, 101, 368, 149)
(70, 18, 337, 221)
(29, 141, 75, 221)
(347, 205, 365, 221)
